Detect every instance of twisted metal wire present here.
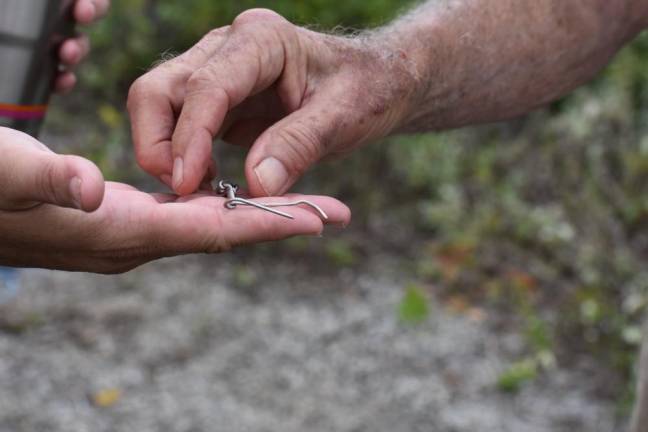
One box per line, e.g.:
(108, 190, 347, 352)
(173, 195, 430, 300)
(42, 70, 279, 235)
(216, 180, 328, 221)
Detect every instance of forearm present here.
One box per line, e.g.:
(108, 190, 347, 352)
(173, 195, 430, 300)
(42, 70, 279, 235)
(126, 5, 648, 196)
(375, 0, 648, 133)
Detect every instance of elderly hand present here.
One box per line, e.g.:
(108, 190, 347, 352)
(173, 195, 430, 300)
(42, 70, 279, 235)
(0, 127, 350, 273)
(56, 0, 111, 93)
(128, 9, 419, 197)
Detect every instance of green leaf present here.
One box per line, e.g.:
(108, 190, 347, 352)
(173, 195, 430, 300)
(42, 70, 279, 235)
(524, 316, 553, 352)
(497, 359, 538, 393)
(233, 265, 257, 288)
(398, 284, 430, 324)
(325, 239, 357, 267)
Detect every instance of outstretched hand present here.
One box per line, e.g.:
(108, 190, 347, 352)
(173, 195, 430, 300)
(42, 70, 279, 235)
(0, 128, 350, 273)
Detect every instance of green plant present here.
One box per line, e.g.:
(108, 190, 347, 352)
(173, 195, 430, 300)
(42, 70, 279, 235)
(398, 284, 431, 324)
(497, 359, 538, 393)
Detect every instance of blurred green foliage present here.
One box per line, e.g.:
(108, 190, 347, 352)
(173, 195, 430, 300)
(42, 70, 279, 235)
(55, 0, 648, 408)
(398, 284, 431, 324)
(81, 0, 414, 100)
(232, 265, 258, 289)
(497, 359, 538, 393)
(325, 239, 358, 267)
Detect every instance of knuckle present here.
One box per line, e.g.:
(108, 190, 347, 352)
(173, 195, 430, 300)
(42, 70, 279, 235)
(272, 123, 324, 174)
(149, 53, 179, 72)
(205, 26, 229, 40)
(231, 10, 292, 49)
(186, 67, 231, 101)
(127, 72, 179, 118)
(186, 68, 215, 92)
(201, 212, 232, 253)
(127, 76, 154, 107)
(187, 29, 224, 58)
(233, 9, 285, 29)
(186, 62, 226, 91)
(37, 158, 61, 201)
(128, 68, 172, 100)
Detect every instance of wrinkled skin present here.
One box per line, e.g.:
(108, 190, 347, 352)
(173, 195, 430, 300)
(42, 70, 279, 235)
(129, 3, 648, 199)
(128, 9, 417, 198)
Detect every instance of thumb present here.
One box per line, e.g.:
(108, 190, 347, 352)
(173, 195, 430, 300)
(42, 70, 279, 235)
(0, 146, 105, 212)
(245, 107, 332, 197)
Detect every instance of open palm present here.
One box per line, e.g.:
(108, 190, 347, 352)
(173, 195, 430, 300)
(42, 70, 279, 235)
(0, 182, 349, 273)
(0, 128, 350, 273)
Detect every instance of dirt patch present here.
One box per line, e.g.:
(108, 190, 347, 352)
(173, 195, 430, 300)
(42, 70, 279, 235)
(0, 251, 622, 432)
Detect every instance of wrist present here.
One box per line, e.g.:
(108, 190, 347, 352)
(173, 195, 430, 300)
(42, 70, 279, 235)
(358, 23, 442, 135)
(346, 31, 427, 139)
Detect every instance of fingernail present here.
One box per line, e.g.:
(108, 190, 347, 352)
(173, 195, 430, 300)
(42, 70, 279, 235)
(172, 157, 184, 191)
(69, 177, 82, 209)
(254, 157, 289, 196)
(160, 174, 172, 187)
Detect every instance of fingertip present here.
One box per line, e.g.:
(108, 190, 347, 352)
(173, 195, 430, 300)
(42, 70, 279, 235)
(173, 180, 201, 196)
(335, 202, 352, 227)
(282, 194, 352, 226)
(172, 159, 203, 196)
(172, 133, 213, 196)
(81, 168, 106, 212)
(60, 35, 90, 66)
(65, 155, 105, 212)
(322, 202, 351, 227)
(170, 85, 228, 194)
(245, 153, 269, 197)
(74, 0, 96, 24)
(59, 40, 81, 65)
(55, 72, 77, 94)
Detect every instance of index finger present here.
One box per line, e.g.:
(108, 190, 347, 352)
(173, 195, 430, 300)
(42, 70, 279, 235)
(127, 29, 230, 183)
(74, 0, 110, 25)
(127, 73, 178, 181)
(170, 13, 291, 196)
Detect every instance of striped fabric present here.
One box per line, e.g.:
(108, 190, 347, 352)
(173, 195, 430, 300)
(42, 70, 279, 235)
(0, 102, 47, 120)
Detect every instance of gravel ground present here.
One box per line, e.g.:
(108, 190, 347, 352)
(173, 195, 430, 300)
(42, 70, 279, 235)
(0, 249, 624, 432)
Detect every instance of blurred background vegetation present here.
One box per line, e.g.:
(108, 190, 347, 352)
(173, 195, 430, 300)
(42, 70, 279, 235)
(46, 0, 648, 412)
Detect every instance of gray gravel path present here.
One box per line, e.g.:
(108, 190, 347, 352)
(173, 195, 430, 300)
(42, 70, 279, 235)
(0, 251, 622, 432)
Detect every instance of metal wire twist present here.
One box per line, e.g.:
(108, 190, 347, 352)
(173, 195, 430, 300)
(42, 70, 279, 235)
(216, 180, 328, 220)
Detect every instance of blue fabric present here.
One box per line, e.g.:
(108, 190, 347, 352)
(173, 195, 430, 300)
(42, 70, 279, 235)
(0, 266, 20, 304)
